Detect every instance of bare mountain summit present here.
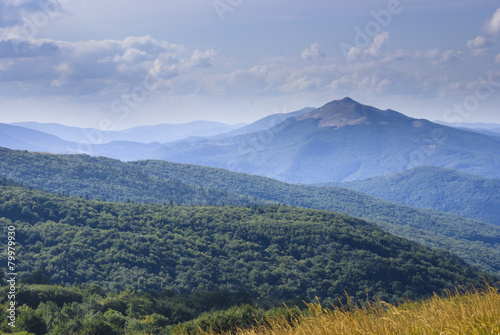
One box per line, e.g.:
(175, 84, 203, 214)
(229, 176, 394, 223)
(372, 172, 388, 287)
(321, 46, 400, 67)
(297, 97, 412, 128)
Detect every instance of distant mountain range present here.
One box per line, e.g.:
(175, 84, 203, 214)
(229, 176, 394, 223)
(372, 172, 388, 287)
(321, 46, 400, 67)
(434, 121, 500, 137)
(146, 98, 500, 183)
(216, 107, 315, 138)
(11, 120, 247, 144)
(2, 98, 500, 183)
(0, 123, 75, 153)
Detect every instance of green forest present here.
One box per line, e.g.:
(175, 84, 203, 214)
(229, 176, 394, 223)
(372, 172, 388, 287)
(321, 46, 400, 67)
(0, 147, 499, 276)
(1, 182, 489, 299)
(0, 281, 292, 335)
(0, 181, 496, 334)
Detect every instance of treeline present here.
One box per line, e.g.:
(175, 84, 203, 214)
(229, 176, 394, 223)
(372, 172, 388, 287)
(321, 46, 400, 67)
(0, 281, 300, 335)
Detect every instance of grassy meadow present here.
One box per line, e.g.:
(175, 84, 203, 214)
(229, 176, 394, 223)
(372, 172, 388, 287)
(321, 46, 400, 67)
(190, 284, 500, 335)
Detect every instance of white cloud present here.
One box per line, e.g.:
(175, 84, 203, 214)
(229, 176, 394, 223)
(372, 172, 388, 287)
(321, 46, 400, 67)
(433, 50, 463, 66)
(485, 8, 500, 35)
(495, 54, 500, 64)
(416, 48, 463, 66)
(301, 42, 325, 61)
(448, 81, 462, 90)
(0, 35, 208, 98)
(201, 65, 270, 95)
(366, 32, 390, 57)
(186, 49, 218, 68)
(347, 32, 390, 62)
(466, 35, 494, 56)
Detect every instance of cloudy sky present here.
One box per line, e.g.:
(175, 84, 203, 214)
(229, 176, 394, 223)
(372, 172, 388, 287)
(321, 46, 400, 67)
(0, 0, 499, 129)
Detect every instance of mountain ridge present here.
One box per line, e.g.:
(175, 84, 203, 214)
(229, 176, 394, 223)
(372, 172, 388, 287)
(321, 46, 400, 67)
(11, 120, 246, 144)
(145, 98, 500, 183)
(3, 98, 500, 183)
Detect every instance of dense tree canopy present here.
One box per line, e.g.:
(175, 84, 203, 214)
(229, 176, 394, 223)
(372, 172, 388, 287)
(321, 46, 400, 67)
(0, 183, 492, 302)
(0, 147, 499, 276)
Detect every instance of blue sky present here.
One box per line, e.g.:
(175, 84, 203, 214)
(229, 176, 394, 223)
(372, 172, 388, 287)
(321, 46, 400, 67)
(0, 0, 499, 129)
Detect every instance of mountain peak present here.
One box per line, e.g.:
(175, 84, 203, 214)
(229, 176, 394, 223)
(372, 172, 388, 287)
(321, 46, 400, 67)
(339, 97, 358, 104)
(296, 98, 411, 128)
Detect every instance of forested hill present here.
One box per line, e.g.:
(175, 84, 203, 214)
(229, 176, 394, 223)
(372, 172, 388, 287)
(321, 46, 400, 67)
(0, 182, 493, 305)
(335, 166, 500, 226)
(0, 147, 262, 206)
(0, 146, 499, 276)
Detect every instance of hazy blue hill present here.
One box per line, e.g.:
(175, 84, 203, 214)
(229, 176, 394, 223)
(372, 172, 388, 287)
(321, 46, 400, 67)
(147, 98, 500, 183)
(218, 107, 315, 137)
(334, 166, 500, 226)
(12, 120, 244, 144)
(91, 140, 163, 161)
(7, 100, 500, 184)
(0, 123, 75, 153)
(0, 146, 499, 276)
(0, 123, 165, 160)
(434, 120, 500, 131)
(0, 182, 493, 304)
(10, 122, 103, 143)
(433, 121, 500, 137)
(477, 129, 500, 137)
(115, 121, 244, 143)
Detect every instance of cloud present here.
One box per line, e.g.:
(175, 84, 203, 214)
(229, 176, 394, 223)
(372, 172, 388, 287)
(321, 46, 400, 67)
(301, 42, 325, 61)
(416, 48, 463, 66)
(495, 54, 500, 64)
(186, 49, 218, 68)
(347, 32, 390, 62)
(466, 35, 494, 56)
(193, 51, 448, 100)
(485, 8, 500, 35)
(196, 65, 270, 96)
(0, 38, 59, 57)
(0, 0, 69, 44)
(0, 35, 209, 99)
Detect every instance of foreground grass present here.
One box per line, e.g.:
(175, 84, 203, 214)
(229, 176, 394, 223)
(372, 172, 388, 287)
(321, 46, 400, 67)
(196, 285, 500, 335)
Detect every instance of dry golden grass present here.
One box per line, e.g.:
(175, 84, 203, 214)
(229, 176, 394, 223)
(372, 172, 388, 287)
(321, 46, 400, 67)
(201, 284, 500, 335)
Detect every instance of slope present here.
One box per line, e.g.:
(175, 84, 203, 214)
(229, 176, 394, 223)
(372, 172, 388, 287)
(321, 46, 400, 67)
(0, 123, 75, 154)
(335, 166, 500, 226)
(218, 107, 315, 137)
(0, 182, 493, 304)
(0, 147, 499, 276)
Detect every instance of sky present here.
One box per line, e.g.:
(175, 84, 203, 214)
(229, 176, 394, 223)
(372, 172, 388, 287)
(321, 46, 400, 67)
(0, 0, 500, 129)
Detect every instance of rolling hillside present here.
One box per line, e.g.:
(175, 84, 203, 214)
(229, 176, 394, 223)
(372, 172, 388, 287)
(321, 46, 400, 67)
(0, 147, 499, 276)
(0, 182, 491, 303)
